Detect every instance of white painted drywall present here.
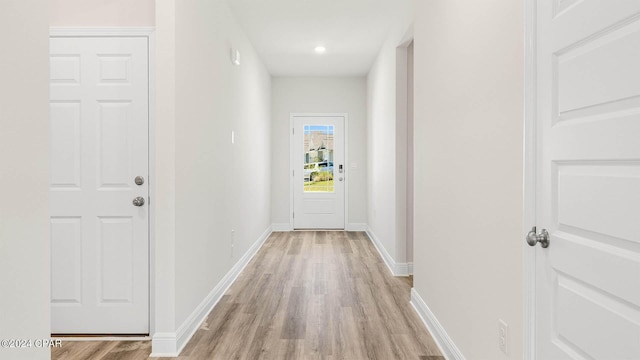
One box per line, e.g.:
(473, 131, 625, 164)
(0, 1, 50, 359)
(154, 0, 272, 334)
(395, 45, 408, 269)
(366, 4, 414, 265)
(50, 0, 154, 26)
(413, 0, 525, 359)
(406, 41, 414, 264)
(153, 0, 177, 337)
(271, 77, 367, 227)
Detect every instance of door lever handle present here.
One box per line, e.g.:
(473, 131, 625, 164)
(526, 226, 550, 248)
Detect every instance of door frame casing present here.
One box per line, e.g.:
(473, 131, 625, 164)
(49, 27, 155, 336)
(289, 113, 349, 231)
(523, 1, 537, 359)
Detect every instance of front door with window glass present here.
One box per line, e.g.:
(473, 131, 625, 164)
(292, 115, 345, 229)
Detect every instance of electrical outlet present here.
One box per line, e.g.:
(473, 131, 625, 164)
(498, 319, 508, 355)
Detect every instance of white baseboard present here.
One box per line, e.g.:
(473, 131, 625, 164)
(365, 227, 411, 277)
(151, 332, 178, 357)
(396, 262, 413, 276)
(410, 288, 465, 360)
(346, 223, 367, 231)
(151, 226, 273, 357)
(272, 223, 292, 232)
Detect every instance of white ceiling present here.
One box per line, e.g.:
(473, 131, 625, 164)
(226, 0, 413, 76)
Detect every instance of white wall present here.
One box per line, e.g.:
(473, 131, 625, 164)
(271, 77, 367, 228)
(412, 1, 525, 359)
(50, 0, 154, 26)
(406, 41, 414, 264)
(153, 0, 177, 338)
(0, 1, 50, 359)
(366, 2, 414, 267)
(154, 0, 272, 344)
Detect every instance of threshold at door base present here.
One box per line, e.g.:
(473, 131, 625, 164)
(51, 335, 151, 342)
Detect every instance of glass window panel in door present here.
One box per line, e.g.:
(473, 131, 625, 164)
(303, 125, 334, 192)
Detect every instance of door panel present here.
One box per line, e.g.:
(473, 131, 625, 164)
(50, 37, 149, 334)
(536, 1, 640, 358)
(98, 101, 134, 187)
(555, 273, 640, 360)
(98, 217, 135, 304)
(293, 116, 345, 229)
(50, 102, 81, 188)
(50, 217, 82, 304)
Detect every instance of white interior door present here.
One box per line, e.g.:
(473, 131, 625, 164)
(292, 115, 345, 229)
(534, 1, 640, 358)
(49, 36, 149, 334)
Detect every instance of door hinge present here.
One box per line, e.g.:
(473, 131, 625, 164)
(293, 169, 295, 177)
(293, 212, 295, 219)
(292, 128, 295, 135)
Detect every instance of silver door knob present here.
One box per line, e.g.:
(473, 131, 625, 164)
(526, 226, 549, 248)
(339, 177, 344, 182)
(133, 196, 145, 207)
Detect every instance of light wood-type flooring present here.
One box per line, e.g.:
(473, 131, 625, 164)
(52, 231, 443, 360)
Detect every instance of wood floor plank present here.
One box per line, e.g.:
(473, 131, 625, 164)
(101, 341, 151, 360)
(281, 286, 308, 339)
(53, 231, 443, 360)
(52, 340, 119, 360)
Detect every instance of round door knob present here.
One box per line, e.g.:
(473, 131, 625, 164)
(339, 177, 344, 182)
(133, 196, 145, 207)
(526, 227, 549, 248)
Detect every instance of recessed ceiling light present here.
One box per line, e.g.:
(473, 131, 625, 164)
(314, 46, 326, 54)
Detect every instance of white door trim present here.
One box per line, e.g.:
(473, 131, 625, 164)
(523, 2, 537, 359)
(49, 26, 156, 336)
(289, 113, 349, 231)
(50, 27, 155, 37)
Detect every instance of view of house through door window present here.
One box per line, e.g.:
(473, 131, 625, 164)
(303, 125, 335, 192)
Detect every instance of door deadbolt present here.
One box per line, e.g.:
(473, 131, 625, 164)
(135, 176, 145, 185)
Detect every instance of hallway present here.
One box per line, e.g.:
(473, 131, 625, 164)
(52, 231, 443, 359)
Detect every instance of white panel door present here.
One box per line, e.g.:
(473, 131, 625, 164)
(293, 116, 345, 229)
(535, 1, 640, 358)
(50, 37, 149, 334)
